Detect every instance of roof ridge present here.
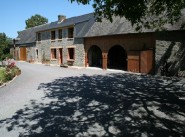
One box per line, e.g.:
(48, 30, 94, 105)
(18, 12, 94, 33)
(65, 12, 94, 20)
(18, 22, 49, 33)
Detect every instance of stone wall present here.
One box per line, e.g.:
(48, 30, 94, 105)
(36, 31, 51, 62)
(10, 44, 36, 62)
(73, 38, 85, 66)
(26, 46, 36, 62)
(10, 47, 20, 60)
(155, 30, 185, 76)
(36, 28, 85, 67)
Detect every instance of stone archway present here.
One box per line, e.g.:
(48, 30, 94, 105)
(88, 45, 102, 67)
(108, 45, 127, 70)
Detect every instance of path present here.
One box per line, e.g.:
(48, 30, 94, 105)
(0, 62, 185, 137)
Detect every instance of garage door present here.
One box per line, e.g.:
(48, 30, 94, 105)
(20, 47, 27, 61)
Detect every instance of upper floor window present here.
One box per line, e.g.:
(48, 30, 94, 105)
(58, 29, 63, 39)
(68, 27, 74, 38)
(37, 33, 41, 41)
(51, 31, 56, 40)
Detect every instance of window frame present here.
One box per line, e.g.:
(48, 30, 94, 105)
(51, 30, 56, 41)
(51, 48, 57, 59)
(58, 29, 63, 40)
(67, 48, 75, 60)
(37, 33, 41, 41)
(68, 27, 74, 39)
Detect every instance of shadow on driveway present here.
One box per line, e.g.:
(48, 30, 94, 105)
(1, 73, 185, 137)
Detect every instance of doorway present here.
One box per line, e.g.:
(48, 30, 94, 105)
(108, 45, 127, 70)
(58, 48, 63, 65)
(88, 45, 102, 67)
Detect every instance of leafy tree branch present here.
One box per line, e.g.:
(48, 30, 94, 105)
(69, 0, 185, 30)
(25, 14, 48, 29)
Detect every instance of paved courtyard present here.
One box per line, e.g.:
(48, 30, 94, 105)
(0, 62, 185, 137)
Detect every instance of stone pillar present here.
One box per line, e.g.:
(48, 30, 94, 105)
(102, 52, 108, 70)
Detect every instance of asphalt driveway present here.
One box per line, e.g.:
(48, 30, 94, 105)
(0, 62, 185, 137)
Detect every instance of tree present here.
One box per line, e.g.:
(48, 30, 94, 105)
(69, 0, 185, 30)
(25, 14, 48, 29)
(0, 33, 12, 63)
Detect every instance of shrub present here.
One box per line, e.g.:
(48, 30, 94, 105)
(6, 54, 13, 59)
(7, 62, 15, 68)
(4, 71, 14, 81)
(0, 68, 6, 85)
(0, 64, 21, 85)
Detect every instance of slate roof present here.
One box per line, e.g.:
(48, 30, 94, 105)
(84, 16, 143, 37)
(16, 11, 185, 45)
(38, 13, 94, 31)
(84, 11, 185, 37)
(16, 13, 95, 45)
(16, 26, 43, 45)
(75, 16, 95, 38)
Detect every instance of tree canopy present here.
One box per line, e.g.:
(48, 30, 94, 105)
(0, 33, 12, 61)
(69, 0, 185, 30)
(25, 14, 48, 29)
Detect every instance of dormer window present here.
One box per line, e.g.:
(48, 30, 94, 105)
(68, 27, 74, 38)
(51, 31, 56, 40)
(37, 33, 41, 41)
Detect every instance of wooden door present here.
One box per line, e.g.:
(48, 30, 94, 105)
(127, 51, 140, 73)
(140, 50, 153, 74)
(58, 48, 63, 65)
(20, 47, 27, 61)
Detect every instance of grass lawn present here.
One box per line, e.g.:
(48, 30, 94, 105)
(0, 67, 5, 85)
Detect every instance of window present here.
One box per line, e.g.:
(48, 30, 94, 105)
(37, 33, 41, 41)
(51, 31, 56, 40)
(51, 48, 57, 59)
(68, 27, 74, 38)
(58, 29, 63, 39)
(68, 48, 75, 60)
(36, 49, 38, 59)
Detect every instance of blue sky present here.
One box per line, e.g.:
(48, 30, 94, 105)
(0, 0, 94, 38)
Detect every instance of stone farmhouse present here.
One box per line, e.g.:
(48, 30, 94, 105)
(11, 13, 185, 75)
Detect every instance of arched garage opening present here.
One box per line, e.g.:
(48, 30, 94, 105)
(108, 45, 127, 70)
(88, 45, 102, 67)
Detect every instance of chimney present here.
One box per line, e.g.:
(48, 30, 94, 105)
(58, 15, 66, 22)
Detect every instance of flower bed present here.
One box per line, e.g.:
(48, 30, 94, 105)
(0, 61, 21, 86)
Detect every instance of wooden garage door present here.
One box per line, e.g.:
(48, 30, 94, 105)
(20, 47, 27, 61)
(128, 50, 154, 74)
(127, 51, 140, 73)
(140, 50, 153, 74)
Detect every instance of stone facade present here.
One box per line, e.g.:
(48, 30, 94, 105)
(11, 44, 36, 62)
(36, 27, 85, 66)
(26, 46, 37, 62)
(10, 12, 185, 75)
(11, 28, 185, 75)
(155, 30, 185, 76)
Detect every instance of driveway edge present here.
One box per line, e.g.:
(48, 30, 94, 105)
(0, 75, 18, 88)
